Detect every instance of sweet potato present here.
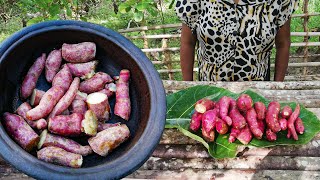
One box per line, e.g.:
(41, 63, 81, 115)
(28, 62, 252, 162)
(202, 128, 215, 142)
(266, 128, 277, 141)
(37, 146, 83, 168)
(79, 72, 113, 94)
(3, 113, 39, 152)
(26, 86, 65, 120)
(295, 117, 304, 135)
(62, 42, 96, 63)
(215, 118, 228, 135)
(194, 98, 215, 113)
(88, 124, 130, 156)
(67, 60, 98, 80)
(190, 111, 203, 132)
(257, 119, 265, 134)
(266, 101, 281, 133)
(30, 89, 45, 107)
(38, 130, 92, 156)
(254, 102, 266, 120)
(45, 49, 62, 83)
(69, 99, 87, 114)
(48, 113, 83, 137)
(75, 91, 88, 101)
(16, 102, 47, 130)
(49, 77, 80, 118)
(228, 127, 240, 143)
(246, 108, 263, 139)
(97, 122, 121, 132)
(279, 118, 288, 131)
(86, 92, 110, 121)
(21, 53, 46, 99)
(81, 110, 98, 136)
(218, 96, 233, 126)
(98, 83, 117, 98)
(236, 94, 253, 112)
(236, 126, 252, 145)
(202, 109, 218, 133)
(281, 105, 293, 119)
(229, 107, 247, 130)
(114, 69, 131, 120)
(52, 65, 73, 92)
(287, 104, 300, 140)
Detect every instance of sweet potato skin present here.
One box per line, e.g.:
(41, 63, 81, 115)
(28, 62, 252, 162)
(52, 65, 73, 92)
(229, 107, 247, 130)
(215, 118, 228, 135)
(254, 102, 266, 120)
(190, 111, 203, 132)
(246, 108, 263, 139)
(79, 72, 113, 94)
(236, 126, 252, 145)
(16, 102, 47, 130)
(237, 94, 253, 112)
(266, 101, 281, 133)
(26, 86, 65, 120)
(218, 96, 233, 126)
(228, 127, 240, 143)
(38, 130, 92, 156)
(62, 42, 96, 63)
(21, 53, 46, 99)
(279, 118, 288, 131)
(3, 113, 39, 152)
(114, 69, 131, 120)
(295, 117, 305, 135)
(88, 124, 130, 156)
(48, 113, 83, 137)
(287, 104, 300, 140)
(281, 106, 293, 119)
(69, 99, 87, 114)
(37, 146, 83, 168)
(195, 98, 215, 113)
(67, 60, 98, 79)
(266, 128, 277, 141)
(97, 122, 121, 132)
(45, 49, 62, 83)
(49, 77, 80, 118)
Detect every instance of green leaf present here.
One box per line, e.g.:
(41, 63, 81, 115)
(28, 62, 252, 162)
(166, 85, 320, 159)
(148, 6, 158, 17)
(49, 4, 60, 17)
(119, 3, 131, 14)
(136, 2, 148, 11)
(133, 11, 144, 22)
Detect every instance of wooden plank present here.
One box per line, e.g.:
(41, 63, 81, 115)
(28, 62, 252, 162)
(129, 34, 181, 39)
(291, 32, 320, 36)
(118, 23, 182, 33)
(141, 156, 320, 171)
(292, 12, 320, 18)
(142, 47, 180, 53)
(127, 169, 320, 180)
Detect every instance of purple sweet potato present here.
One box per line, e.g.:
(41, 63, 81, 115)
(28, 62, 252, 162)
(237, 94, 253, 112)
(295, 117, 305, 135)
(48, 113, 83, 137)
(279, 118, 288, 131)
(228, 127, 241, 143)
(266, 101, 281, 133)
(45, 49, 62, 83)
(38, 130, 92, 156)
(3, 113, 39, 152)
(30, 89, 45, 107)
(97, 122, 121, 132)
(194, 98, 215, 113)
(218, 96, 233, 126)
(236, 126, 252, 145)
(37, 146, 83, 168)
(201, 109, 218, 142)
(266, 128, 277, 141)
(16, 102, 47, 130)
(287, 104, 300, 140)
(114, 70, 131, 120)
(49, 77, 80, 118)
(190, 111, 203, 132)
(215, 118, 228, 135)
(21, 53, 46, 99)
(281, 105, 293, 119)
(88, 124, 130, 156)
(67, 60, 98, 80)
(229, 107, 247, 130)
(257, 119, 265, 134)
(86, 92, 110, 121)
(75, 91, 87, 101)
(245, 108, 263, 139)
(79, 72, 113, 94)
(69, 99, 87, 114)
(62, 42, 96, 63)
(98, 83, 117, 98)
(26, 86, 65, 120)
(254, 102, 266, 120)
(52, 65, 73, 92)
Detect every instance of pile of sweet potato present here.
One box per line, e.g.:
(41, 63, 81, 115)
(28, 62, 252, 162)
(190, 94, 304, 144)
(2, 42, 131, 168)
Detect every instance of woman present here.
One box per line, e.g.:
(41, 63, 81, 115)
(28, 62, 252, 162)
(175, 0, 298, 81)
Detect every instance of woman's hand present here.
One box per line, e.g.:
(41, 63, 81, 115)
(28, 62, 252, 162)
(180, 23, 197, 81)
(274, 18, 291, 81)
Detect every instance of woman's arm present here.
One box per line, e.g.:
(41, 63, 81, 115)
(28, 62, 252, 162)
(180, 23, 197, 81)
(274, 18, 291, 81)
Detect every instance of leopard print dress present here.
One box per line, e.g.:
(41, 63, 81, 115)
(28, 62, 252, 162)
(175, 0, 298, 81)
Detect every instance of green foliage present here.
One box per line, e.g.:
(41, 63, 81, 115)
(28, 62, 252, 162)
(118, 0, 158, 22)
(166, 85, 320, 158)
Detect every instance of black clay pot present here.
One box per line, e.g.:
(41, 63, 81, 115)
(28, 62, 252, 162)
(0, 20, 166, 179)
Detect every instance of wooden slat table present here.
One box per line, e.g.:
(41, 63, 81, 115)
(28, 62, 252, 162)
(1, 80, 320, 179)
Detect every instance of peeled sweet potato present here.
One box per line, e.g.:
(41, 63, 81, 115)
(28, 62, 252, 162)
(45, 49, 62, 83)
(88, 124, 130, 156)
(37, 146, 83, 168)
(21, 53, 46, 99)
(38, 130, 92, 156)
(3, 113, 39, 152)
(79, 72, 113, 94)
(67, 60, 98, 80)
(86, 92, 110, 121)
(81, 110, 98, 136)
(62, 42, 96, 63)
(48, 113, 83, 137)
(266, 101, 281, 133)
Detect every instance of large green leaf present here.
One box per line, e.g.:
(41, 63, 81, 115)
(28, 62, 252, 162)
(166, 85, 320, 158)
